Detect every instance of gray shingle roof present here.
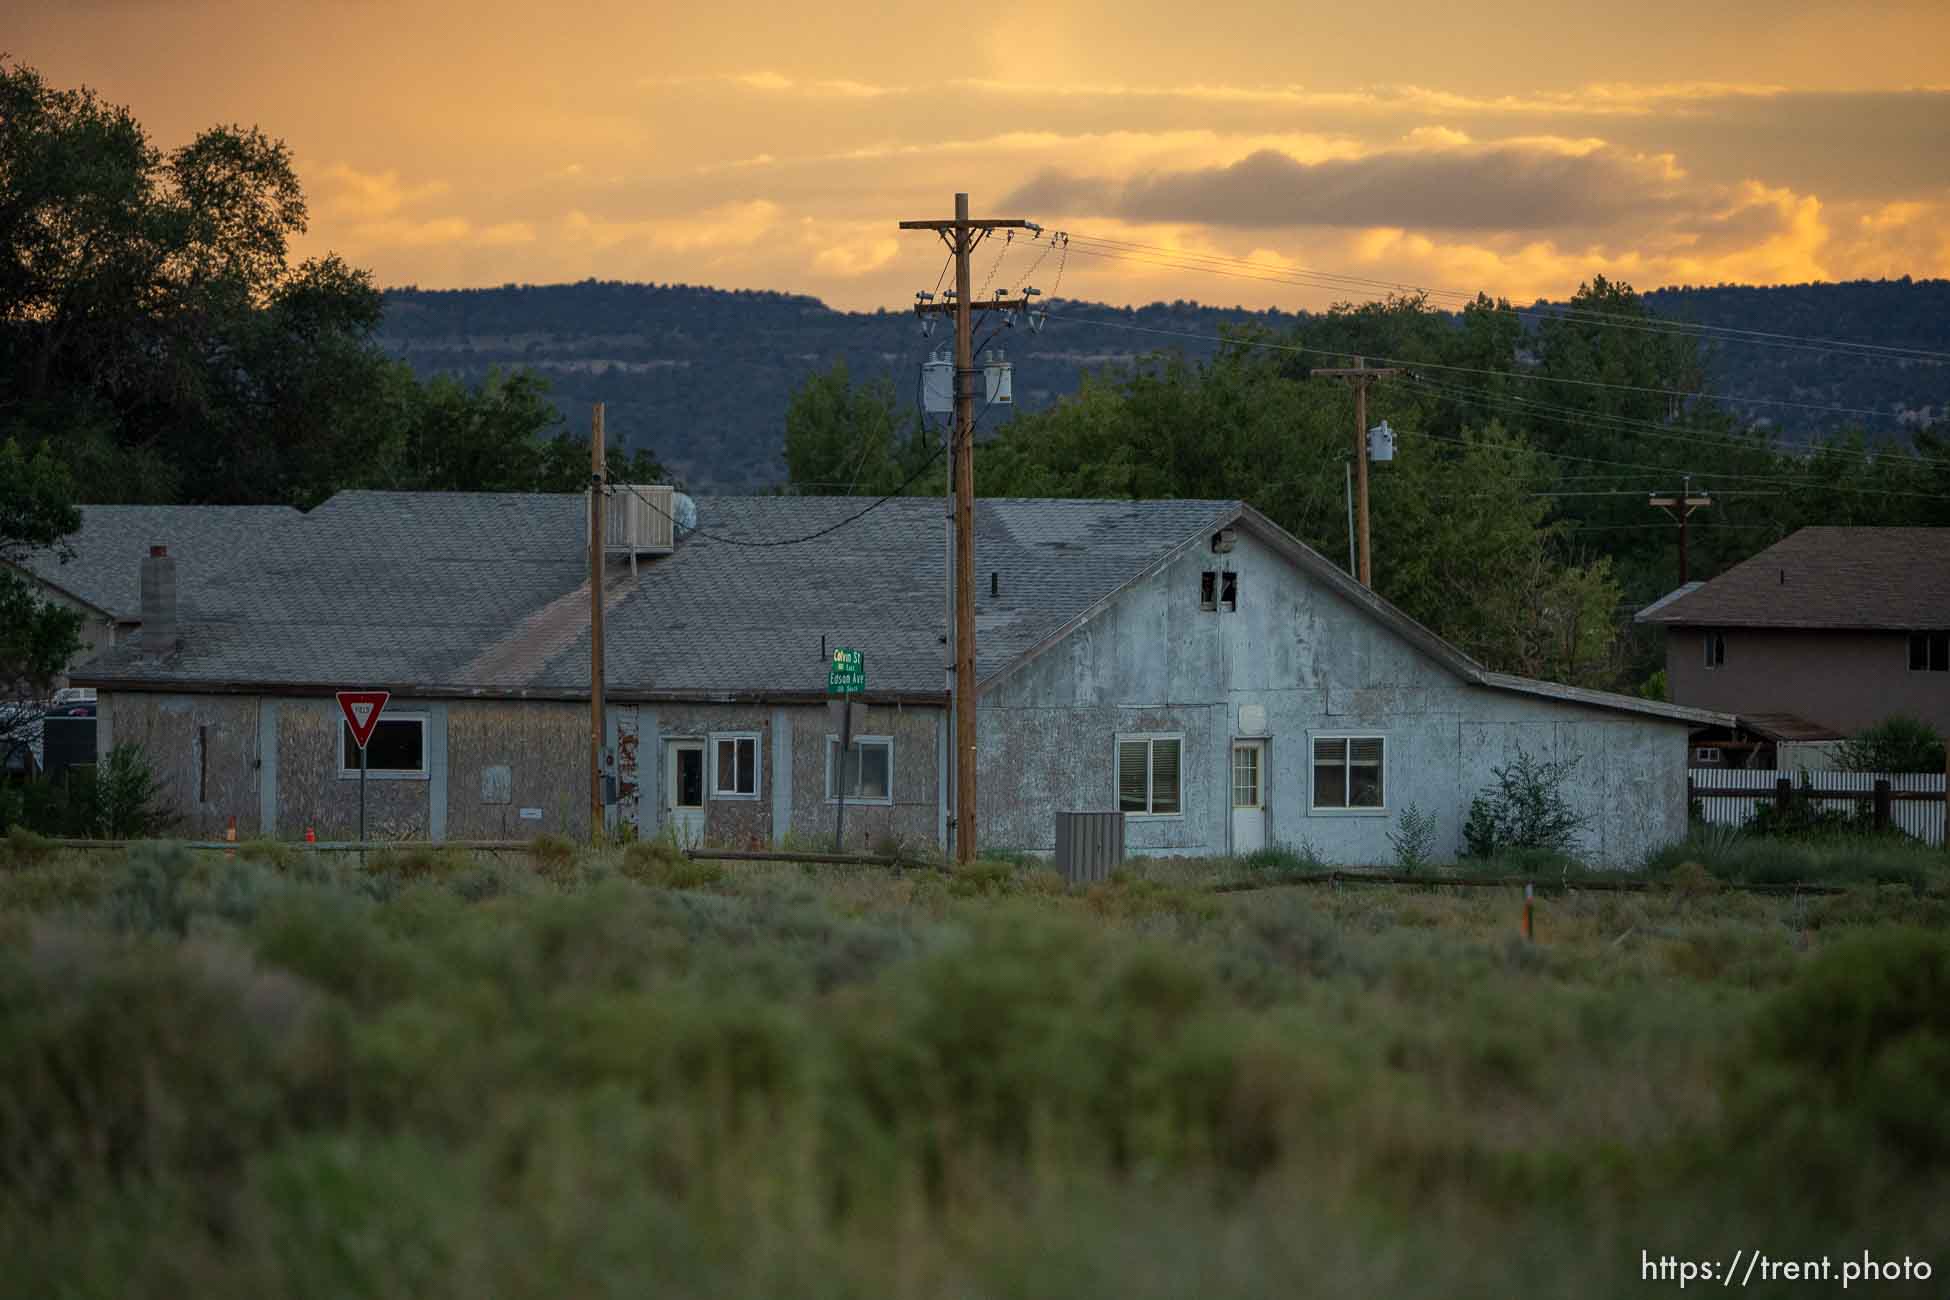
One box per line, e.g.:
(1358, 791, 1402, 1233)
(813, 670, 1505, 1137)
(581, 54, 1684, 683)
(75, 492, 1240, 697)
(15, 505, 300, 619)
(1635, 527, 1950, 630)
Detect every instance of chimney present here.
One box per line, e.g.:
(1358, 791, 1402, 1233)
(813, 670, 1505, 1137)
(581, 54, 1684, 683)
(141, 544, 177, 655)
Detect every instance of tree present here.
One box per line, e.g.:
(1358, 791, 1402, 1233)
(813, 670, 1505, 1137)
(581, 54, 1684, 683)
(783, 362, 917, 495)
(1835, 717, 1946, 774)
(0, 439, 82, 774)
(1, 59, 630, 508)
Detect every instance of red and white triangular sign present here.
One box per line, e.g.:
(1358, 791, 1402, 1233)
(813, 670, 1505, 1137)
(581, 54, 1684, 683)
(336, 690, 392, 750)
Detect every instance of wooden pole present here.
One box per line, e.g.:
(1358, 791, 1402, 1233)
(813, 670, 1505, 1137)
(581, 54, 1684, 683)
(896, 199, 1037, 865)
(952, 192, 978, 865)
(1308, 359, 1396, 591)
(1353, 359, 1371, 588)
(590, 402, 606, 845)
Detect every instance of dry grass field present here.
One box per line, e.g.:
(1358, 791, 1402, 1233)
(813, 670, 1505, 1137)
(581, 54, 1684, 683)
(2, 830, 1946, 1298)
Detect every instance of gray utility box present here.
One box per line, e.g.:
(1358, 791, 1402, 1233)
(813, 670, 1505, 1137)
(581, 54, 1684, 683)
(1054, 811, 1125, 885)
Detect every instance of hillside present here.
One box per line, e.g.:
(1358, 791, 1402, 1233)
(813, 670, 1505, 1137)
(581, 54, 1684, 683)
(377, 278, 1950, 491)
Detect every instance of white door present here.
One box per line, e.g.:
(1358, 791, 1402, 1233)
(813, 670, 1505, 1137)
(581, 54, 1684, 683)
(1231, 741, 1266, 854)
(667, 741, 705, 846)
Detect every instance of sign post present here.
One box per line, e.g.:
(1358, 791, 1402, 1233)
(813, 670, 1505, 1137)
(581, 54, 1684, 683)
(827, 649, 865, 852)
(336, 690, 391, 852)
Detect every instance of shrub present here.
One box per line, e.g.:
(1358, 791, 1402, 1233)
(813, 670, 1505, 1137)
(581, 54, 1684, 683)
(1462, 748, 1589, 859)
(93, 742, 176, 839)
(368, 845, 470, 878)
(528, 832, 578, 877)
(622, 838, 723, 889)
(236, 839, 299, 871)
(108, 842, 196, 937)
(1732, 929, 1950, 1164)
(1835, 715, 1946, 774)
(1237, 841, 1324, 880)
(1386, 803, 1437, 873)
(1, 825, 57, 870)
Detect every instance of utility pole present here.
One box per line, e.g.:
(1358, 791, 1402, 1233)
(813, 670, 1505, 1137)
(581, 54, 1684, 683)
(589, 402, 607, 845)
(899, 193, 1037, 863)
(1310, 357, 1398, 588)
(1648, 475, 1713, 586)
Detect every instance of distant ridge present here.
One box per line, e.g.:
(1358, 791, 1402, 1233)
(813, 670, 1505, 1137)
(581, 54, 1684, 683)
(377, 278, 1950, 491)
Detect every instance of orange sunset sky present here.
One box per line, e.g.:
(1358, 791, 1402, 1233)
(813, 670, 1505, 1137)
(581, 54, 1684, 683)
(12, 0, 1950, 312)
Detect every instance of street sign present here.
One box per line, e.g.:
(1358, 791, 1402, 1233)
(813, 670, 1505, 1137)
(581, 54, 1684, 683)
(336, 691, 391, 750)
(827, 647, 865, 694)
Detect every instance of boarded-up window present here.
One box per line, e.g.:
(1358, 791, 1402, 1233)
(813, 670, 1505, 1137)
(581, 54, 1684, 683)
(1313, 736, 1384, 810)
(1116, 734, 1182, 815)
(712, 734, 759, 798)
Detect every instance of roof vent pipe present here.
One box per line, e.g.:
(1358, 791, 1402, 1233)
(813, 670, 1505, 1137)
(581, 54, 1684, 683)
(141, 544, 177, 655)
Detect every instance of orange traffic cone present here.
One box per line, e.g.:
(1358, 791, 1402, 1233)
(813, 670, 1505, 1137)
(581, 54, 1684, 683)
(226, 815, 237, 857)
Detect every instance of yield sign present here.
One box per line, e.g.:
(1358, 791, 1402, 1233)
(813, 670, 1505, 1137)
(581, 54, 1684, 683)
(336, 691, 391, 750)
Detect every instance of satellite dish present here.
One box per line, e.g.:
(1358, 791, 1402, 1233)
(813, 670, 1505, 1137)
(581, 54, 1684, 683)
(672, 492, 699, 537)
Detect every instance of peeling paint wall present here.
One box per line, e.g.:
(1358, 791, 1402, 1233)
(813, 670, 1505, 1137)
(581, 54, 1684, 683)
(445, 700, 587, 841)
(785, 703, 941, 855)
(275, 698, 432, 841)
(979, 531, 1690, 867)
(103, 692, 261, 838)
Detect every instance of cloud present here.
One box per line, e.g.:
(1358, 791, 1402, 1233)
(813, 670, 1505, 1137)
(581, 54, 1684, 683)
(318, 164, 450, 219)
(559, 200, 783, 253)
(811, 236, 899, 277)
(1005, 142, 1684, 232)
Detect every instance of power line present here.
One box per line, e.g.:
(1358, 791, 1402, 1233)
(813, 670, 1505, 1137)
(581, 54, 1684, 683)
(1400, 373, 1950, 471)
(1059, 231, 1950, 364)
(1398, 373, 1950, 473)
(616, 443, 945, 548)
(1043, 307, 1904, 422)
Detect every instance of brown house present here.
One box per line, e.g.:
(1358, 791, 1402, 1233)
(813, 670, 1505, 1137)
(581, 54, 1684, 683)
(1636, 527, 1950, 764)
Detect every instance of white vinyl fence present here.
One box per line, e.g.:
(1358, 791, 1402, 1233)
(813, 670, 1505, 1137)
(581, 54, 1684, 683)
(1688, 769, 1946, 848)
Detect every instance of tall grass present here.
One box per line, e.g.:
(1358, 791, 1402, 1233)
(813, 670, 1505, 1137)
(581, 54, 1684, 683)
(0, 841, 1945, 1297)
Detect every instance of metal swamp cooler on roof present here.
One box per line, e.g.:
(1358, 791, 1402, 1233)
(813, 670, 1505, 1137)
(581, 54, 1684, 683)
(1054, 810, 1124, 885)
(589, 484, 683, 570)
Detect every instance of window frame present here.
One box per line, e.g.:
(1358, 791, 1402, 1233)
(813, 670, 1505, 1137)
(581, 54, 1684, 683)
(1909, 630, 1949, 673)
(1220, 570, 1238, 612)
(1115, 731, 1186, 819)
(1703, 630, 1726, 670)
(1308, 731, 1388, 816)
(708, 731, 762, 800)
(1199, 571, 1217, 611)
(336, 712, 430, 781)
(823, 733, 894, 806)
(1694, 746, 1724, 764)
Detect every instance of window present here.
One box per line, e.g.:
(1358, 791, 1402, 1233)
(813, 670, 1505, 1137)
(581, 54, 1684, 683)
(1703, 631, 1726, 669)
(711, 733, 760, 799)
(1200, 571, 1217, 611)
(1312, 735, 1384, 811)
(1116, 734, 1183, 816)
(1694, 746, 1724, 764)
(1910, 631, 1949, 672)
(1221, 571, 1238, 612)
(1231, 744, 1260, 809)
(825, 735, 892, 804)
(338, 714, 428, 779)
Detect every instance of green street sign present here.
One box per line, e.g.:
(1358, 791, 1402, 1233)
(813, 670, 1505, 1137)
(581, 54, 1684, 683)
(827, 646, 865, 694)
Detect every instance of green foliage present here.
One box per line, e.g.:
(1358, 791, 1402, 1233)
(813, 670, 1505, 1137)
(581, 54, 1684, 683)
(1462, 748, 1590, 859)
(93, 743, 176, 840)
(1646, 825, 1936, 891)
(1386, 803, 1438, 873)
(1237, 841, 1326, 880)
(621, 838, 724, 889)
(1835, 716, 1946, 774)
(782, 360, 936, 496)
(0, 845, 1946, 1294)
(1730, 930, 1950, 1167)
